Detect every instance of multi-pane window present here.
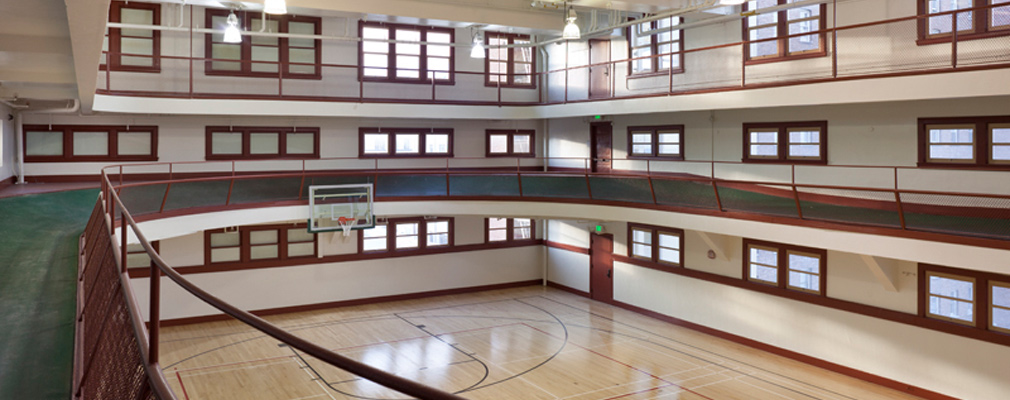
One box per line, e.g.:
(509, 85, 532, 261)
(359, 128, 453, 157)
(205, 10, 321, 79)
(991, 281, 1010, 333)
(743, 121, 827, 164)
(486, 130, 535, 157)
(628, 17, 684, 75)
(744, 0, 826, 62)
(919, 264, 1010, 335)
(744, 239, 825, 295)
(206, 225, 316, 264)
(918, 116, 1010, 167)
(918, 0, 1010, 41)
(627, 223, 683, 267)
(24, 125, 158, 162)
(105, 1, 160, 72)
(125, 242, 158, 269)
(926, 271, 976, 325)
(486, 218, 535, 242)
(360, 22, 454, 84)
(206, 127, 319, 160)
(486, 32, 535, 88)
(627, 125, 684, 159)
(360, 217, 453, 252)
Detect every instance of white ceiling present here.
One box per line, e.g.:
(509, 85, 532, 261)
(0, 0, 78, 101)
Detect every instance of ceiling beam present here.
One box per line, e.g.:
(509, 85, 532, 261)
(63, 0, 112, 113)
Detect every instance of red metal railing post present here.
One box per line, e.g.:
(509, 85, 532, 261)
(832, 0, 838, 78)
(712, 181, 724, 211)
(159, 183, 171, 213)
(189, 4, 194, 98)
(148, 257, 160, 365)
(119, 165, 124, 187)
(952, 13, 958, 68)
(120, 215, 128, 273)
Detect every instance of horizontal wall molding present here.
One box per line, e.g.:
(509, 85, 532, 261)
(544, 240, 590, 255)
(157, 279, 543, 327)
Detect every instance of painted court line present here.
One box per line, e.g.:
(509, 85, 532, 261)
(175, 370, 192, 400)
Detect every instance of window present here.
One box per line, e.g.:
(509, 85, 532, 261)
(359, 128, 453, 157)
(205, 126, 319, 160)
(926, 271, 977, 326)
(359, 22, 454, 84)
(24, 125, 158, 162)
(917, 0, 1010, 43)
(206, 224, 317, 265)
(627, 125, 684, 159)
(918, 116, 1010, 167)
(743, 0, 827, 63)
(125, 241, 159, 269)
(991, 281, 1010, 333)
(486, 218, 536, 243)
(359, 217, 454, 252)
(104, 1, 160, 72)
(485, 32, 536, 88)
(627, 223, 683, 267)
(486, 130, 535, 157)
(628, 16, 684, 76)
(743, 239, 825, 295)
(919, 264, 1010, 335)
(743, 121, 827, 164)
(205, 10, 321, 79)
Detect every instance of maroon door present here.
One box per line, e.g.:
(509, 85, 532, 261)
(590, 233, 614, 303)
(589, 39, 611, 99)
(591, 122, 613, 173)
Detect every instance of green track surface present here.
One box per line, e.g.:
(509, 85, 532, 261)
(0, 189, 99, 400)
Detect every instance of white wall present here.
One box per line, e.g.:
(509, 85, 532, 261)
(0, 103, 13, 182)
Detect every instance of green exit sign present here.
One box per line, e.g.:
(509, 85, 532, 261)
(594, 115, 603, 120)
(595, 225, 604, 232)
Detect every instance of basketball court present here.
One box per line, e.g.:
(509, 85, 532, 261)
(158, 286, 923, 400)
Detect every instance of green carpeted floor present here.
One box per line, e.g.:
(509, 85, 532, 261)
(0, 189, 99, 400)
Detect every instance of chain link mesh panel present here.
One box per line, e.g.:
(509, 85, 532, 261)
(900, 192, 1010, 239)
(652, 178, 719, 210)
(798, 187, 902, 228)
(836, 18, 952, 77)
(716, 183, 800, 218)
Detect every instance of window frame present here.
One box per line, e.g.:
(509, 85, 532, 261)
(990, 280, 1010, 334)
(358, 127, 454, 158)
(742, 121, 828, 164)
(204, 10, 322, 79)
(357, 217, 454, 253)
(924, 270, 978, 326)
(916, 264, 1010, 333)
(204, 223, 317, 266)
(626, 223, 684, 268)
(742, 0, 828, 64)
(205, 126, 320, 160)
(916, 0, 1010, 44)
(105, 0, 161, 73)
(627, 125, 685, 160)
(743, 239, 827, 296)
(484, 32, 537, 89)
(485, 129, 535, 158)
(917, 116, 1010, 169)
(23, 124, 159, 163)
(358, 21, 456, 85)
(626, 16, 685, 77)
(484, 218, 537, 243)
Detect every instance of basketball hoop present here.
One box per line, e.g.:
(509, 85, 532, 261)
(337, 217, 357, 237)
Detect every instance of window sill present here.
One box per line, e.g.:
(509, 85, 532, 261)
(26, 156, 159, 163)
(628, 155, 685, 161)
(915, 162, 1010, 170)
(101, 65, 162, 74)
(204, 69, 323, 80)
(486, 153, 536, 158)
(741, 158, 827, 165)
(358, 153, 455, 159)
(206, 155, 321, 161)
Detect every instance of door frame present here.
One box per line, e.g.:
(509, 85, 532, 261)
(590, 121, 613, 173)
(589, 232, 614, 303)
(588, 39, 612, 99)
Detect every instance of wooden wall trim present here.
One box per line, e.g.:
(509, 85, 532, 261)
(545, 281, 590, 297)
(158, 279, 542, 327)
(544, 240, 590, 255)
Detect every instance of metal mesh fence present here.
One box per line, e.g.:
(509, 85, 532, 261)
(900, 192, 1010, 239)
(797, 187, 902, 228)
(835, 18, 952, 77)
(716, 183, 800, 218)
(519, 175, 591, 199)
(652, 178, 719, 210)
(449, 175, 521, 196)
(587, 177, 655, 204)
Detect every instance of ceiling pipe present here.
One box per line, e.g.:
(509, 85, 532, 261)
(6, 99, 80, 184)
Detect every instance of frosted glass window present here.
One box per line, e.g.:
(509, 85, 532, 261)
(395, 134, 420, 154)
(209, 231, 240, 263)
(426, 221, 450, 247)
(363, 133, 389, 154)
(748, 245, 779, 284)
(287, 227, 315, 257)
(426, 133, 449, 154)
(788, 128, 821, 159)
(657, 232, 681, 265)
(991, 125, 1010, 163)
(928, 125, 975, 162)
(514, 134, 532, 154)
(362, 225, 388, 251)
(121, 38, 155, 66)
(395, 222, 419, 249)
(658, 131, 681, 156)
(631, 228, 652, 259)
(212, 132, 243, 155)
(489, 134, 508, 154)
(25, 131, 63, 156)
(488, 218, 508, 242)
(73, 131, 109, 156)
(118, 131, 152, 156)
(249, 230, 278, 245)
(926, 0, 974, 35)
(210, 248, 240, 263)
(249, 133, 280, 155)
(210, 231, 240, 247)
(250, 244, 279, 259)
(749, 129, 779, 158)
(927, 273, 975, 325)
(513, 219, 532, 240)
(286, 133, 315, 154)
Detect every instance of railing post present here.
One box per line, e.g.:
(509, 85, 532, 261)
(895, 191, 908, 230)
(159, 183, 171, 213)
(120, 217, 128, 273)
(832, 0, 838, 78)
(149, 259, 161, 365)
(951, 13, 958, 69)
(712, 181, 724, 211)
(189, 4, 194, 98)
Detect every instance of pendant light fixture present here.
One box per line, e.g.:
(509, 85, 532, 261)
(264, 0, 288, 15)
(562, 6, 580, 40)
(223, 11, 242, 43)
(719, 0, 746, 5)
(470, 31, 486, 59)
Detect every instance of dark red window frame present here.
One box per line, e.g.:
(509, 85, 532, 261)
(485, 129, 535, 158)
(916, 0, 1010, 45)
(204, 223, 318, 266)
(357, 217, 455, 254)
(484, 218, 536, 243)
(627, 222, 685, 268)
(23, 124, 159, 163)
(358, 127, 454, 158)
(917, 116, 1010, 169)
(358, 21, 456, 85)
(743, 238, 827, 296)
(204, 9, 322, 79)
(205, 126, 320, 160)
(484, 32, 536, 89)
(626, 16, 685, 77)
(918, 263, 1010, 335)
(627, 125, 685, 160)
(742, 0, 828, 65)
(105, 0, 161, 73)
(742, 121, 828, 164)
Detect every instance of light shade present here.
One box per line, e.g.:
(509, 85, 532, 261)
(470, 37, 486, 59)
(223, 11, 242, 43)
(264, 0, 288, 15)
(562, 8, 580, 40)
(719, 0, 747, 5)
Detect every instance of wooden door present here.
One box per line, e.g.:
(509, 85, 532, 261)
(589, 39, 611, 99)
(591, 122, 613, 173)
(590, 233, 614, 303)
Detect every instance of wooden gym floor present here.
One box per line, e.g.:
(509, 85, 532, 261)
(158, 286, 925, 400)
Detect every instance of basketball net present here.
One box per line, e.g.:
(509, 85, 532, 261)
(337, 217, 357, 237)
